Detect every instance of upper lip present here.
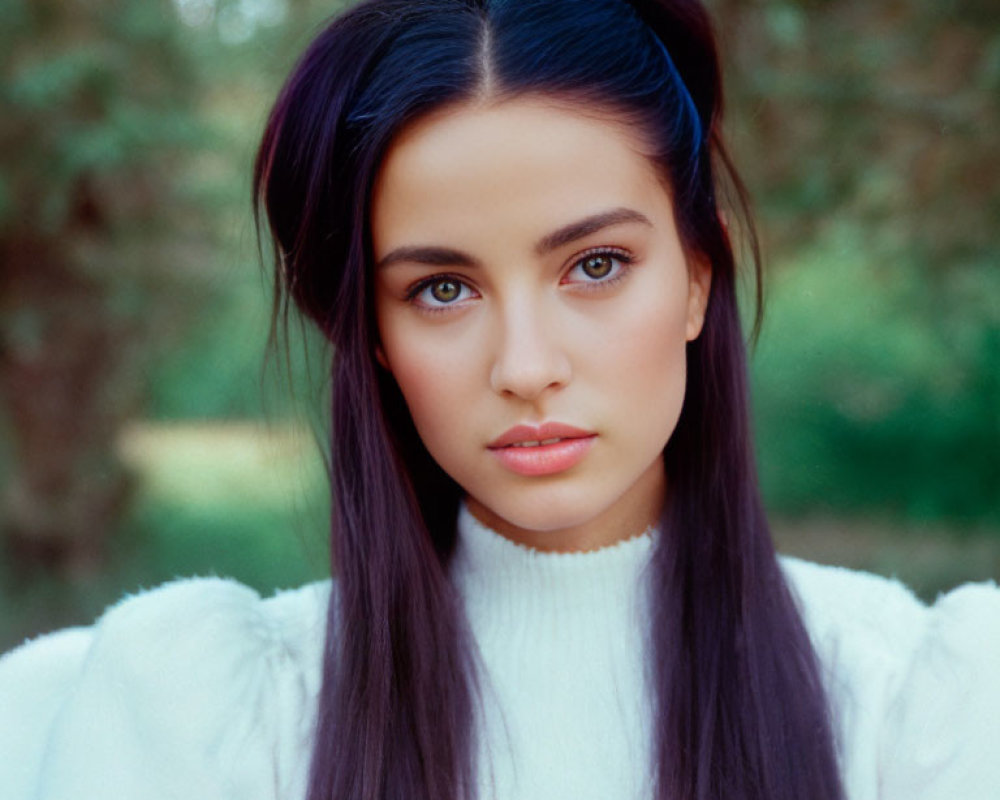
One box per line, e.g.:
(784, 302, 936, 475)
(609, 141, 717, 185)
(488, 422, 596, 449)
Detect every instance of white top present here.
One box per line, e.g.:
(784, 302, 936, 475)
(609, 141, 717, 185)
(2, 506, 999, 799)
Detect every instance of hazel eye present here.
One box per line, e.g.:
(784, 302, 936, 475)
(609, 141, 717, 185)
(564, 248, 632, 286)
(431, 279, 460, 303)
(580, 254, 615, 279)
(409, 276, 477, 309)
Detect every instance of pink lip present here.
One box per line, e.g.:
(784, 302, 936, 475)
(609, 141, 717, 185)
(488, 422, 597, 477)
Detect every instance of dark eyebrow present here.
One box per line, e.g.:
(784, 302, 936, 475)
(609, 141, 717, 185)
(376, 245, 480, 271)
(376, 207, 652, 270)
(535, 207, 653, 255)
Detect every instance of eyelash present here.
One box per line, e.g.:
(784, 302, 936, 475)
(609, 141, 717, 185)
(403, 246, 635, 311)
(404, 273, 478, 313)
(562, 247, 634, 291)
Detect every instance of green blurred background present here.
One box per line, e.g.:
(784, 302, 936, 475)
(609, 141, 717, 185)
(1, 0, 997, 651)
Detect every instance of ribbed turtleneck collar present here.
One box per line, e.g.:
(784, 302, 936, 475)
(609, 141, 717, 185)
(450, 503, 657, 628)
(448, 503, 659, 800)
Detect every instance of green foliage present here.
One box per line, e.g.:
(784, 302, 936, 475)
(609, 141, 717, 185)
(716, 0, 1000, 268)
(752, 226, 999, 523)
(0, 0, 206, 237)
(704, 0, 1000, 526)
(146, 268, 330, 421)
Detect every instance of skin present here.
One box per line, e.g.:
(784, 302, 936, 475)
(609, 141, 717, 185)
(372, 96, 710, 552)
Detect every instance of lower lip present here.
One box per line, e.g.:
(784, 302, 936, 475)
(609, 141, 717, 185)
(489, 436, 596, 477)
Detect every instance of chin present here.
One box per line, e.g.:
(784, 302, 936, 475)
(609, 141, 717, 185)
(506, 506, 599, 534)
(471, 490, 616, 535)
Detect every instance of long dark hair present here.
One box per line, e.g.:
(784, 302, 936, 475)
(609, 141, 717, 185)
(254, 1, 845, 799)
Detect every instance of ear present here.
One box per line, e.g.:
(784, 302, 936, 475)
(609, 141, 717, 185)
(375, 344, 390, 371)
(685, 255, 712, 342)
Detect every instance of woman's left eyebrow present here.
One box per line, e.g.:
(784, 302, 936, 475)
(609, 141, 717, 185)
(534, 207, 652, 255)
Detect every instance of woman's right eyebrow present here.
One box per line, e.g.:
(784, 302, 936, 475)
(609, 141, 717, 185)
(377, 246, 480, 271)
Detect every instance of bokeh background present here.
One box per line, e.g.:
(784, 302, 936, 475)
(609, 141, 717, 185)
(1, 0, 997, 651)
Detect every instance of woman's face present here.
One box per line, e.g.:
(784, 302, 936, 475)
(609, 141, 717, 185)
(372, 96, 710, 551)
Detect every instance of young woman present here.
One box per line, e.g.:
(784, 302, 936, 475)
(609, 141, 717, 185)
(2, 1, 998, 799)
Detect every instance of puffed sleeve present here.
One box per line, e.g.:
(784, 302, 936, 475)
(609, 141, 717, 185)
(878, 581, 1000, 799)
(0, 626, 94, 795)
(0, 577, 329, 800)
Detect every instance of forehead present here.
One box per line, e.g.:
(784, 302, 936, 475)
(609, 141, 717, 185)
(370, 95, 672, 253)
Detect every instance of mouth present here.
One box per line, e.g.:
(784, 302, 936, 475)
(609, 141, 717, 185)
(488, 422, 595, 450)
(488, 423, 597, 476)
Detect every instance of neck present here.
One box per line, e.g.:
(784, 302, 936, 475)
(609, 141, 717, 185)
(465, 459, 666, 552)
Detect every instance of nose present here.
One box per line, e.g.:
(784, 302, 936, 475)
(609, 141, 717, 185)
(489, 296, 571, 401)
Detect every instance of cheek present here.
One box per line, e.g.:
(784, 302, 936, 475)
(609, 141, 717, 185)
(622, 329, 687, 446)
(380, 327, 479, 460)
(589, 281, 691, 405)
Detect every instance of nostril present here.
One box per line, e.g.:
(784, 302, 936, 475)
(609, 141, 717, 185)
(489, 340, 571, 400)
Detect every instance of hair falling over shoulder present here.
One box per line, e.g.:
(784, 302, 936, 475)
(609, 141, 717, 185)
(253, 1, 846, 799)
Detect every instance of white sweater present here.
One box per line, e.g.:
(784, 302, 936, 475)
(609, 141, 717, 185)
(2, 506, 999, 799)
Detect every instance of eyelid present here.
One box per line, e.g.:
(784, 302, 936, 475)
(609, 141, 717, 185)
(561, 246, 635, 287)
(404, 272, 479, 311)
(404, 272, 473, 300)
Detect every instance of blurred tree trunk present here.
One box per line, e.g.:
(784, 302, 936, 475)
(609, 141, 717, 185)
(0, 0, 210, 576)
(0, 236, 136, 574)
